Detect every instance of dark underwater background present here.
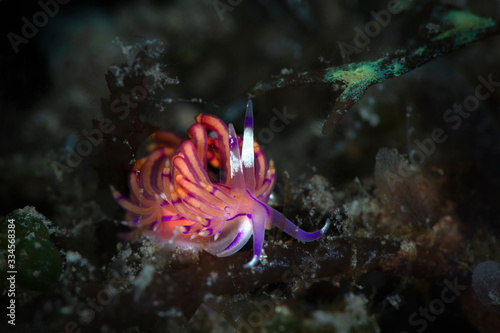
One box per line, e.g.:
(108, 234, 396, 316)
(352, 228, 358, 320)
(1, 1, 500, 332)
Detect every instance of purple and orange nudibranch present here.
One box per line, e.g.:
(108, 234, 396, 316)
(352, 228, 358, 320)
(112, 100, 330, 267)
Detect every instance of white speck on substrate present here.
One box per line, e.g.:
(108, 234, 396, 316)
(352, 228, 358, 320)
(206, 271, 218, 286)
(133, 264, 156, 300)
(157, 308, 182, 317)
(66, 250, 83, 262)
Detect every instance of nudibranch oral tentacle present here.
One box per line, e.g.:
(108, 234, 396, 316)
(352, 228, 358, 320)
(112, 100, 330, 267)
(242, 101, 256, 191)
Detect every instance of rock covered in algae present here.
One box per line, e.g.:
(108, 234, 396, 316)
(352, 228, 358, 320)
(0, 207, 62, 292)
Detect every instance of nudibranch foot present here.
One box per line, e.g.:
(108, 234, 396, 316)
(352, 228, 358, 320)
(112, 100, 329, 267)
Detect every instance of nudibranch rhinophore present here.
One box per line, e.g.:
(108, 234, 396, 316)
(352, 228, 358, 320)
(112, 100, 330, 267)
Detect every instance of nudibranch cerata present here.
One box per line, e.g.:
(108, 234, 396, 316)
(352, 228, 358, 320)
(112, 100, 330, 267)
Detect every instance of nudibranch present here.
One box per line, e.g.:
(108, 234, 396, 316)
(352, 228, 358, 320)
(112, 100, 330, 267)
